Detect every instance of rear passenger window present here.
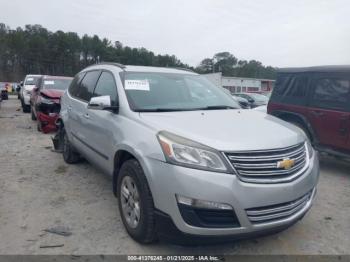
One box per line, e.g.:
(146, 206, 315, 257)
(93, 72, 118, 106)
(274, 75, 307, 97)
(272, 74, 309, 106)
(69, 72, 86, 97)
(312, 78, 350, 110)
(77, 71, 101, 101)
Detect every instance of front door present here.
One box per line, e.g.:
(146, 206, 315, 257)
(84, 71, 120, 174)
(307, 75, 350, 150)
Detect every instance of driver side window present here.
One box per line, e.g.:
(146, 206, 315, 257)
(93, 71, 118, 106)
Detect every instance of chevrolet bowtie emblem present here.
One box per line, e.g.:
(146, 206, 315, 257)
(277, 158, 295, 170)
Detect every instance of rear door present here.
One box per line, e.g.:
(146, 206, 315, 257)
(307, 74, 350, 150)
(68, 70, 101, 157)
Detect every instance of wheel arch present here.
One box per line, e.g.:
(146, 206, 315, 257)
(112, 146, 150, 197)
(271, 110, 317, 143)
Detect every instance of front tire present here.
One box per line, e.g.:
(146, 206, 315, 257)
(62, 130, 80, 164)
(117, 159, 156, 244)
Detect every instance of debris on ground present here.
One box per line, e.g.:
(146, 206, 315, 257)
(39, 244, 64, 249)
(44, 226, 72, 237)
(16, 125, 32, 129)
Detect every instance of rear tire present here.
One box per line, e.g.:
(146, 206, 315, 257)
(31, 108, 37, 120)
(62, 130, 80, 164)
(117, 159, 156, 244)
(37, 121, 42, 132)
(22, 103, 30, 113)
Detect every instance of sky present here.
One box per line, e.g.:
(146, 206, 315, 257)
(1, 0, 349, 68)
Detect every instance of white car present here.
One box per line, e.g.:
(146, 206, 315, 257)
(20, 75, 42, 113)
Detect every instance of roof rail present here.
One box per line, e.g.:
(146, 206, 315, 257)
(86, 62, 126, 70)
(172, 67, 196, 73)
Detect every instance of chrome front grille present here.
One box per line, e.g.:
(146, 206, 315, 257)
(246, 191, 312, 224)
(225, 143, 308, 183)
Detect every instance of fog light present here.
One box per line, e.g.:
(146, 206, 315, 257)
(176, 195, 232, 210)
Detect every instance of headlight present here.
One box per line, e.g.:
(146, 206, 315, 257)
(157, 131, 229, 172)
(40, 97, 54, 105)
(306, 140, 314, 159)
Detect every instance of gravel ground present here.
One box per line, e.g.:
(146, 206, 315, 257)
(0, 96, 349, 255)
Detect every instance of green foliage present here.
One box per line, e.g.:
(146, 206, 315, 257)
(0, 23, 276, 81)
(0, 23, 191, 81)
(196, 52, 277, 79)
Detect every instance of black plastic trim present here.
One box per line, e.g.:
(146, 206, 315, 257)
(154, 209, 301, 245)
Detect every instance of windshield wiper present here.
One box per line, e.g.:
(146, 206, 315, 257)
(134, 108, 192, 112)
(135, 105, 238, 112)
(196, 105, 238, 110)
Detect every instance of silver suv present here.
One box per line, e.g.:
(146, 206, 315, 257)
(58, 63, 319, 244)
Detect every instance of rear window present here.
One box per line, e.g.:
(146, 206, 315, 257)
(76, 71, 101, 101)
(42, 78, 72, 91)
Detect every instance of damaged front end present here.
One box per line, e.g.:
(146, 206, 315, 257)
(36, 95, 61, 133)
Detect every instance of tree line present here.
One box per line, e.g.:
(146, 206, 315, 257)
(0, 23, 276, 82)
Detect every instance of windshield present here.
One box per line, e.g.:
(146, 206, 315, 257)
(25, 76, 40, 86)
(42, 78, 72, 90)
(122, 72, 240, 112)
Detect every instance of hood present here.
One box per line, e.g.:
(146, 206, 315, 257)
(139, 110, 305, 151)
(40, 89, 64, 99)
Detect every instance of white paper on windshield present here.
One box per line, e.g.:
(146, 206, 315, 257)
(27, 78, 34, 81)
(125, 80, 150, 91)
(44, 80, 55, 85)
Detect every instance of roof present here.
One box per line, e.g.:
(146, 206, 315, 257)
(278, 65, 350, 73)
(26, 74, 42, 77)
(42, 75, 73, 80)
(85, 62, 197, 75)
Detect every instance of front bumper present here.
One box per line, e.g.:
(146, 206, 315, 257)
(144, 152, 319, 239)
(37, 112, 59, 133)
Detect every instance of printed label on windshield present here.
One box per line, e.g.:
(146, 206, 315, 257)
(125, 79, 150, 91)
(44, 80, 55, 85)
(27, 78, 34, 81)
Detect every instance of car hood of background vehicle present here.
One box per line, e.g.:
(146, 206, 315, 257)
(139, 110, 305, 151)
(40, 89, 64, 99)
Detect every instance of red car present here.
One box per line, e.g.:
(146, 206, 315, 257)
(30, 75, 73, 133)
(268, 65, 350, 158)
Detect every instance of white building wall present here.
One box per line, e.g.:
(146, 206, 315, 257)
(201, 72, 222, 87)
(222, 77, 261, 88)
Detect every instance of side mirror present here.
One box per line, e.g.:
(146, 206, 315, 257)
(20, 81, 24, 87)
(88, 96, 118, 113)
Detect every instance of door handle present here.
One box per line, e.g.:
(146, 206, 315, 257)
(310, 110, 324, 117)
(84, 113, 90, 119)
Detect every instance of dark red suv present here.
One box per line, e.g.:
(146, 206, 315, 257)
(268, 66, 350, 157)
